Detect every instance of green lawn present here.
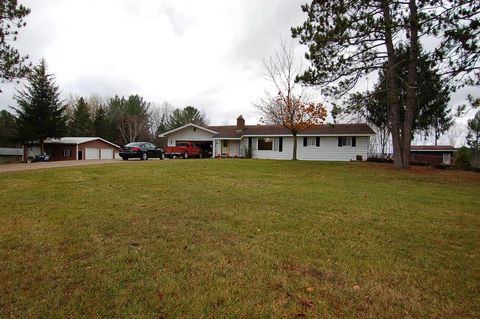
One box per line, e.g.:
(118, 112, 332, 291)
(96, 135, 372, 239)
(0, 160, 479, 318)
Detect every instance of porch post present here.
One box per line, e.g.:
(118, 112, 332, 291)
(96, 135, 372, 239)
(212, 139, 215, 158)
(75, 144, 78, 160)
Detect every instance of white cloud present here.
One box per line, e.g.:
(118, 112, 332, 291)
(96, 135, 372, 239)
(0, 0, 311, 125)
(0, 0, 476, 131)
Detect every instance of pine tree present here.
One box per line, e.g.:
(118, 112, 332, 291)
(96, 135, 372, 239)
(337, 46, 452, 145)
(13, 59, 66, 151)
(0, 110, 17, 147)
(68, 97, 93, 136)
(467, 111, 480, 166)
(166, 106, 207, 131)
(93, 106, 110, 139)
(0, 0, 31, 85)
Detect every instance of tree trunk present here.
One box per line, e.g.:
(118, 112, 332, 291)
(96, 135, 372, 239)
(292, 133, 297, 160)
(402, 0, 419, 169)
(382, 0, 403, 168)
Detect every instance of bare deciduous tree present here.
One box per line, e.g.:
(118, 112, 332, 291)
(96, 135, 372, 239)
(254, 41, 327, 160)
(447, 123, 465, 147)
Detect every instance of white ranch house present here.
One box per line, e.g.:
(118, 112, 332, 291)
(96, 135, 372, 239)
(160, 116, 375, 161)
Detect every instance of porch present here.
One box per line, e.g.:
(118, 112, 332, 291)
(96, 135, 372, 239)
(213, 139, 246, 158)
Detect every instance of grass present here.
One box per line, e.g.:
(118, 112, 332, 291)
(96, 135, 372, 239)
(0, 159, 479, 318)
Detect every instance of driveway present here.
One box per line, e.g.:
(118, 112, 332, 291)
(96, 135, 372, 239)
(0, 159, 125, 173)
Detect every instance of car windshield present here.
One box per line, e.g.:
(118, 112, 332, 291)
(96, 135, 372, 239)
(125, 142, 143, 147)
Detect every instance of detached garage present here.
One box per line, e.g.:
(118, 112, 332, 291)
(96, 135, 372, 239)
(24, 137, 120, 162)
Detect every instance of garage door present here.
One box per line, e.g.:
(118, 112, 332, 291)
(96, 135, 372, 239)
(100, 148, 113, 159)
(85, 148, 99, 160)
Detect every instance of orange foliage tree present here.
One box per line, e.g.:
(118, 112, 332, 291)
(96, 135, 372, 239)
(255, 42, 327, 160)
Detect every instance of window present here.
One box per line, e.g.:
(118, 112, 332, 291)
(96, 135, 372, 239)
(303, 137, 316, 146)
(63, 149, 71, 157)
(193, 127, 197, 132)
(316, 137, 321, 147)
(258, 137, 273, 150)
(338, 137, 356, 147)
(223, 140, 228, 148)
(443, 153, 451, 164)
(338, 137, 349, 147)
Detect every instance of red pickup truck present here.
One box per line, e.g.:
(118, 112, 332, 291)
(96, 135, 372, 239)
(165, 142, 203, 159)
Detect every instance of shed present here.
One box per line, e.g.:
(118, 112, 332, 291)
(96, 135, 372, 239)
(410, 145, 455, 165)
(0, 147, 23, 164)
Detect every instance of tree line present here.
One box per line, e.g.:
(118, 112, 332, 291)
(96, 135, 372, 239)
(0, 59, 207, 148)
(0, 1, 208, 149)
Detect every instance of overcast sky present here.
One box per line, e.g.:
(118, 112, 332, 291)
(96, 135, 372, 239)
(0, 0, 476, 144)
(0, 0, 309, 126)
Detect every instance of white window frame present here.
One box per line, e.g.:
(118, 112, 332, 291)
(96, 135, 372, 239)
(339, 137, 352, 147)
(63, 149, 71, 157)
(273, 138, 279, 151)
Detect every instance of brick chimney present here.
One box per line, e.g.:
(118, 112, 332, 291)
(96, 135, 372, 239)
(236, 115, 245, 131)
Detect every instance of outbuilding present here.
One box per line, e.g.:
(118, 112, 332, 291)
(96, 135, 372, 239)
(410, 145, 455, 165)
(23, 137, 120, 162)
(0, 147, 23, 164)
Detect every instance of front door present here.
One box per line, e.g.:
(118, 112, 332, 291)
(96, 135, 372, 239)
(221, 140, 229, 155)
(229, 141, 238, 156)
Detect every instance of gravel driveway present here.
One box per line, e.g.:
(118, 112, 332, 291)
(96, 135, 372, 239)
(0, 159, 125, 173)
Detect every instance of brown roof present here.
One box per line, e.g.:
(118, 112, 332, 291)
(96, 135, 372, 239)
(410, 145, 455, 152)
(207, 123, 374, 138)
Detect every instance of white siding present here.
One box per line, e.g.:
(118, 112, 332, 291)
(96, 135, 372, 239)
(239, 138, 248, 156)
(166, 127, 214, 146)
(28, 146, 41, 156)
(297, 136, 369, 161)
(214, 140, 221, 156)
(250, 136, 369, 161)
(251, 137, 293, 160)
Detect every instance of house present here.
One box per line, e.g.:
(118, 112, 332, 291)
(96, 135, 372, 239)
(410, 145, 455, 165)
(0, 147, 23, 164)
(23, 137, 120, 162)
(159, 116, 375, 161)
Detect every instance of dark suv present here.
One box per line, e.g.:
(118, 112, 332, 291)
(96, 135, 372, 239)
(119, 142, 166, 160)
